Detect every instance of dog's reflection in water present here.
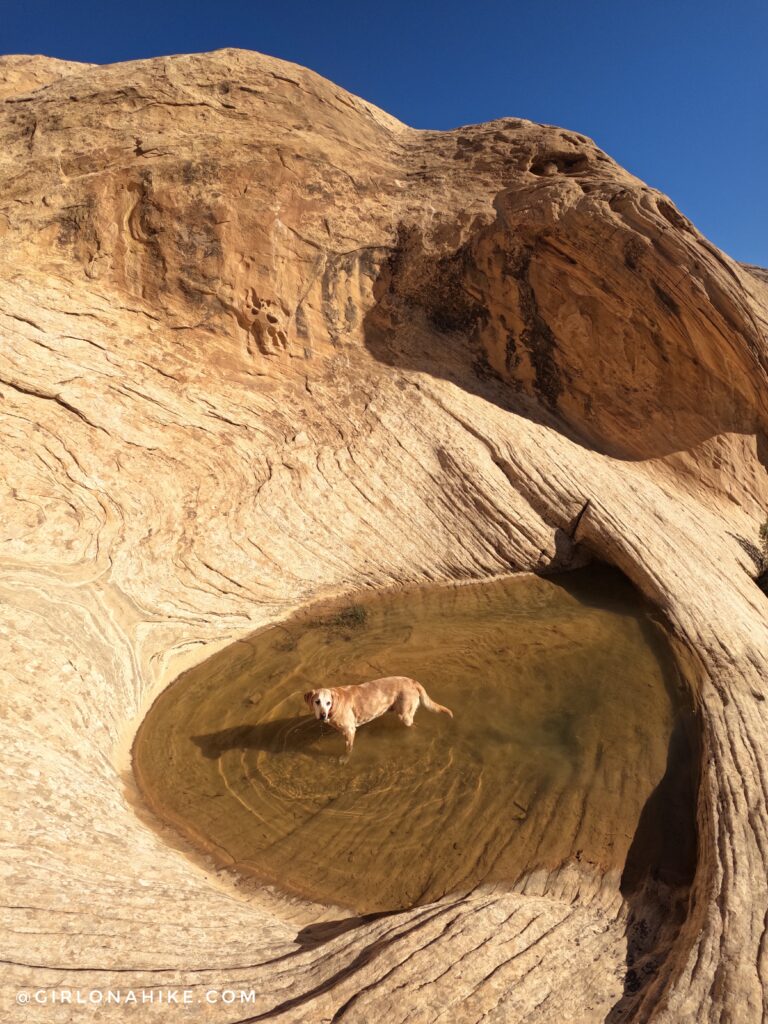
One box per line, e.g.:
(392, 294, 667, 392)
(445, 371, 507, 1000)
(192, 716, 322, 759)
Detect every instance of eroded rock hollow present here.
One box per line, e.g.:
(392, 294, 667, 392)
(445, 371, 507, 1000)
(2, 48, 768, 1023)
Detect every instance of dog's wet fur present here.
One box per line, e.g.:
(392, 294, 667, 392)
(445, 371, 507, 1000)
(304, 676, 453, 754)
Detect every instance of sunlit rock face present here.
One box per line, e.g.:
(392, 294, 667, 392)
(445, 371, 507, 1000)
(1, 47, 768, 1024)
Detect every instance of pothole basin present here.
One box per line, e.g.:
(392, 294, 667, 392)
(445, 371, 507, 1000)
(132, 565, 690, 913)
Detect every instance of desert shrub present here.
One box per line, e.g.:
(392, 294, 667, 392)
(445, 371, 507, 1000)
(760, 518, 768, 572)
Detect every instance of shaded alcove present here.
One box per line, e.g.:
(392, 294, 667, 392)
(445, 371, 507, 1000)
(357, 215, 767, 465)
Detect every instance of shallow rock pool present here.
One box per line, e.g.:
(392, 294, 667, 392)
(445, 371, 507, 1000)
(132, 565, 692, 913)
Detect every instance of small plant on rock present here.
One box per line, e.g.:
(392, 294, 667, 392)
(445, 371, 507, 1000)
(759, 517, 768, 575)
(757, 516, 768, 589)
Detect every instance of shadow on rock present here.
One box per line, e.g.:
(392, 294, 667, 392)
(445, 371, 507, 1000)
(606, 707, 699, 1022)
(295, 911, 395, 949)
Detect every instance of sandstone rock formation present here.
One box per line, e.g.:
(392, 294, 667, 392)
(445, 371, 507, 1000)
(1, 48, 768, 1023)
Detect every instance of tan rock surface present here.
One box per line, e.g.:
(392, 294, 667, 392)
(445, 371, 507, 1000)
(1, 47, 768, 1022)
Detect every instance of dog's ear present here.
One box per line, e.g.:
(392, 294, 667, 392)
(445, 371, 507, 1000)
(304, 690, 315, 709)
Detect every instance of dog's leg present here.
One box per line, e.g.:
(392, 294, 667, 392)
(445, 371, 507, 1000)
(342, 726, 355, 753)
(399, 695, 419, 727)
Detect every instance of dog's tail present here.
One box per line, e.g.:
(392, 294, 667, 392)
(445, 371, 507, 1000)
(416, 683, 453, 718)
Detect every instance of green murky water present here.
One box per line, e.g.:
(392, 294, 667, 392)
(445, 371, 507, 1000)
(133, 566, 687, 913)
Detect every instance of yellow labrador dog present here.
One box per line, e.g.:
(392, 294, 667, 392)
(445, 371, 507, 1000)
(304, 676, 453, 754)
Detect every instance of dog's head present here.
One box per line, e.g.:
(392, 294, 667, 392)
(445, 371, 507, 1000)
(304, 688, 334, 721)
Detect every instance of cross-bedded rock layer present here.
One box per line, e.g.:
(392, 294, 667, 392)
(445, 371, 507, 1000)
(2, 48, 768, 1023)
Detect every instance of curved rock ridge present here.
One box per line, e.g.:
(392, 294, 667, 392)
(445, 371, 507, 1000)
(1, 47, 767, 1023)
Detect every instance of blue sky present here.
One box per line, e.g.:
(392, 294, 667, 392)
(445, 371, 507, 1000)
(2, 0, 766, 265)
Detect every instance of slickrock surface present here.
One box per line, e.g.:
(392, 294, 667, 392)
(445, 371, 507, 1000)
(1, 47, 768, 1023)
